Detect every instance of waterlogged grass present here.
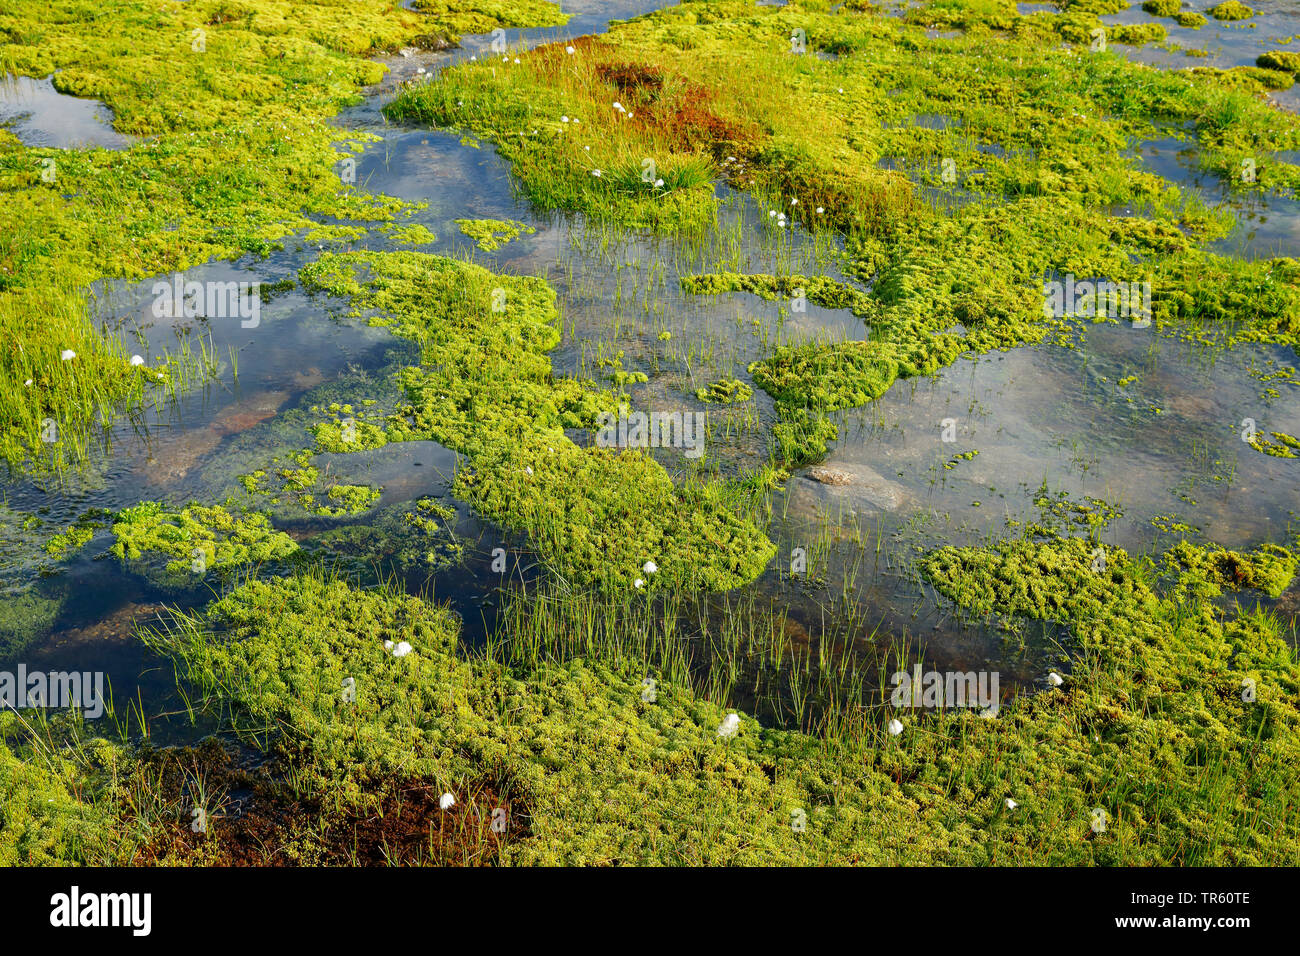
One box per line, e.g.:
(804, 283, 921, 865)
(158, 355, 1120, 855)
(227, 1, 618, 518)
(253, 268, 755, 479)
(298, 250, 776, 591)
(0, 715, 129, 865)
(387, 0, 1300, 468)
(111, 543, 1300, 863)
(6, 0, 1300, 869)
(7, 520, 1300, 864)
(0, 0, 569, 472)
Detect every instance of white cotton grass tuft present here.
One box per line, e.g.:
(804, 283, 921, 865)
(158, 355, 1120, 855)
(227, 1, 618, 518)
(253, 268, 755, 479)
(1005, 798, 1017, 810)
(60, 350, 75, 360)
(643, 560, 657, 574)
(591, 169, 602, 177)
(634, 578, 644, 589)
(1047, 672, 1064, 686)
(130, 354, 145, 366)
(439, 792, 455, 810)
(717, 713, 740, 738)
(887, 718, 903, 736)
(566, 45, 575, 54)
(392, 641, 413, 658)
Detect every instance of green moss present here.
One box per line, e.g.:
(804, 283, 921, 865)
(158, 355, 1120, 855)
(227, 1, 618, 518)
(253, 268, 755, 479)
(1258, 51, 1300, 74)
(1061, 0, 1131, 13)
(240, 450, 382, 517)
(409, 0, 569, 32)
(298, 250, 775, 591)
(384, 0, 1300, 383)
(142, 542, 1300, 863)
(306, 497, 464, 576)
(1207, 1, 1253, 19)
(110, 501, 298, 584)
(695, 378, 753, 404)
(1187, 66, 1296, 92)
(1166, 540, 1300, 598)
(1248, 430, 1300, 458)
(42, 510, 110, 559)
(0, 0, 569, 472)
(1142, 0, 1182, 15)
(749, 341, 900, 411)
(771, 406, 839, 467)
(1109, 23, 1168, 45)
(387, 223, 438, 247)
(1174, 10, 1207, 26)
(454, 218, 536, 251)
(0, 716, 125, 865)
(944, 449, 979, 469)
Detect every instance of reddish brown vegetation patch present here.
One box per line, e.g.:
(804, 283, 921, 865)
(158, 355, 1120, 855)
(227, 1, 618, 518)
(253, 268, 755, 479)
(132, 739, 531, 866)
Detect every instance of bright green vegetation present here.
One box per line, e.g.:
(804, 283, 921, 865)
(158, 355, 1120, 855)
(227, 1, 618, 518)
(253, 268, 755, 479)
(1174, 11, 1207, 26)
(1142, 0, 1182, 15)
(1248, 430, 1300, 458)
(8, 525, 1300, 863)
(0, 715, 129, 865)
(1258, 50, 1300, 74)
(240, 449, 381, 517)
(944, 449, 979, 469)
(109, 501, 299, 585)
(454, 217, 536, 250)
(106, 535, 1294, 862)
(1166, 539, 1300, 597)
(409, 0, 569, 31)
(0, 0, 568, 472)
(43, 510, 111, 558)
(1019, 487, 1123, 538)
(695, 378, 753, 404)
(387, 0, 1300, 468)
(749, 340, 899, 410)
(1207, 1, 1253, 20)
(298, 250, 775, 590)
(916, 534, 1300, 863)
(388, 222, 439, 246)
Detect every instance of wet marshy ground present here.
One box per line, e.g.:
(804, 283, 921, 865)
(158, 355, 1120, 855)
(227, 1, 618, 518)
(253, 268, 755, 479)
(5, 0, 1300, 736)
(3, 1, 1300, 867)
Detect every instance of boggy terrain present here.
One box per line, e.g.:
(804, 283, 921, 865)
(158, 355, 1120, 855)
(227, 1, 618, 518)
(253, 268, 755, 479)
(3, 0, 1300, 865)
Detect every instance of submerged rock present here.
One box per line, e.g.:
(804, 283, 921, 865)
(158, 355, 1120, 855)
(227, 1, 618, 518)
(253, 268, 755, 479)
(787, 461, 909, 518)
